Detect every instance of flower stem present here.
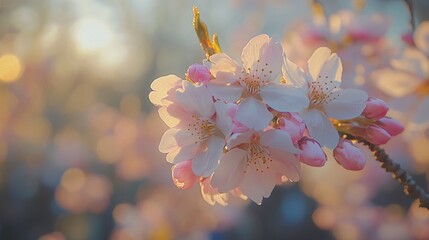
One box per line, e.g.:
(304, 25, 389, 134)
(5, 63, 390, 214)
(341, 132, 429, 210)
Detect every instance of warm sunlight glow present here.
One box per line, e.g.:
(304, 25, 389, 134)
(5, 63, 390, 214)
(72, 18, 113, 52)
(0, 54, 22, 82)
(61, 168, 86, 192)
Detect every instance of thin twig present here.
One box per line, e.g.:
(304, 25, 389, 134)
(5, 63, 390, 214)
(341, 132, 429, 210)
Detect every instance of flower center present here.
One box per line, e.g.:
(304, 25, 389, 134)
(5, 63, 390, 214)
(309, 75, 340, 107)
(244, 143, 272, 173)
(239, 60, 273, 96)
(187, 114, 217, 144)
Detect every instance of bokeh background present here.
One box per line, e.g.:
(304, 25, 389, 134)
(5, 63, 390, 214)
(0, 0, 428, 239)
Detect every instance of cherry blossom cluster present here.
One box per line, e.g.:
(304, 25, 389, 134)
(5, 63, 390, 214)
(149, 34, 403, 205)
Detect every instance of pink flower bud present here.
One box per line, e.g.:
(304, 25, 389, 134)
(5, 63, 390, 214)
(349, 30, 380, 42)
(401, 32, 415, 46)
(334, 139, 366, 171)
(362, 97, 389, 120)
(186, 64, 212, 83)
(278, 113, 305, 144)
(172, 160, 198, 190)
(376, 117, 404, 137)
(364, 125, 391, 145)
(298, 137, 327, 167)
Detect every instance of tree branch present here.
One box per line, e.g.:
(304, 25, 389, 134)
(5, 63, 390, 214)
(341, 132, 429, 210)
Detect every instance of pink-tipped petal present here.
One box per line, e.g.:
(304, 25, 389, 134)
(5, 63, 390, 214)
(364, 125, 391, 145)
(278, 113, 306, 144)
(172, 160, 198, 189)
(376, 117, 404, 136)
(186, 64, 212, 83)
(298, 137, 327, 167)
(334, 139, 365, 171)
(362, 97, 389, 120)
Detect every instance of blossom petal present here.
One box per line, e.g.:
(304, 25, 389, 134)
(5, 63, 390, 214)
(415, 21, 429, 56)
(214, 101, 233, 138)
(373, 68, 423, 97)
(171, 144, 199, 164)
(259, 129, 300, 154)
(282, 55, 308, 89)
(227, 131, 254, 149)
(325, 89, 368, 120)
(239, 167, 277, 205)
(260, 84, 309, 112)
(159, 128, 179, 153)
(200, 178, 229, 206)
(307, 47, 342, 83)
(211, 148, 246, 193)
(242, 34, 283, 78)
(149, 75, 182, 106)
(192, 136, 225, 177)
(301, 109, 339, 149)
(236, 97, 272, 131)
(241, 34, 270, 70)
(158, 105, 185, 128)
(205, 53, 241, 84)
(391, 48, 429, 79)
(175, 81, 215, 118)
(269, 148, 300, 182)
(206, 81, 243, 102)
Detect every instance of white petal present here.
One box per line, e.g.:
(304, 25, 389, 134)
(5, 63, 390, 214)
(415, 21, 429, 56)
(241, 35, 283, 79)
(171, 144, 199, 164)
(211, 148, 246, 193)
(159, 128, 179, 153)
(241, 34, 270, 70)
(206, 81, 243, 102)
(227, 131, 254, 149)
(174, 128, 200, 147)
(324, 89, 368, 120)
(259, 129, 300, 154)
(373, 68, 423, 97)
(238, 167, 277, 205)
(192, 136, 225, 177)
(158, 106, 182, 128)
(391, 48, 429, 79)
(149, 75, 182, 106)
(236, 97, 272, 131)
(260, 84, 309, 112)
(205, 53, 241, 84)
(282, 55, 308, 89)
(214, 101, 233, 138)
(301, 109, 339, 149)
(307, 47, 342, 83)
(269, 148, 300, 182)
(200, 178, 229, 206)
(175, 81, 215, 118)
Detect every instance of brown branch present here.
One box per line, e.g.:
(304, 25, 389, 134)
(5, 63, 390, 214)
(341, 132, 429, 210)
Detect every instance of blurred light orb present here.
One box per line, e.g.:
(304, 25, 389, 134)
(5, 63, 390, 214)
(61, 168, 86, 192)
(0, 54, 22, 82)
(72, 18, 113, 52)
